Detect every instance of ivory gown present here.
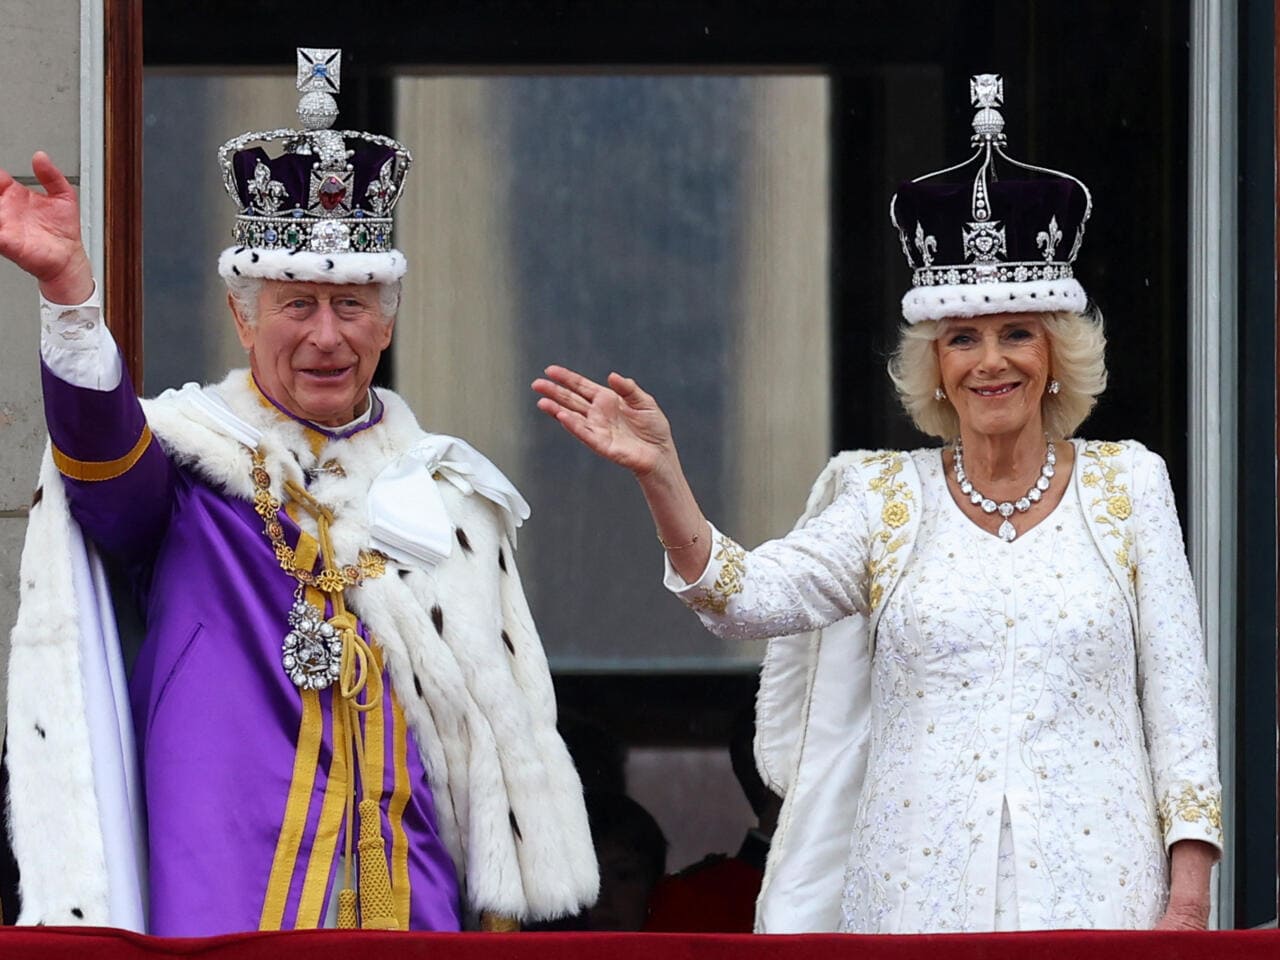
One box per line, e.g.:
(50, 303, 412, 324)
(666, 442, 1222, 932)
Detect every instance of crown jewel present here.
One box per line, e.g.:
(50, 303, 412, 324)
(889, 74, 1093, 324)
(217, 48, 412, 258)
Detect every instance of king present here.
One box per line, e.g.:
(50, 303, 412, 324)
(0, 48, 597, 935)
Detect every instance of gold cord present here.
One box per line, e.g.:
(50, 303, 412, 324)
(258, 463, 399, 928)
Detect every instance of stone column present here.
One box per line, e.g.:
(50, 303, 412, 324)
(0, 1, 84, 739)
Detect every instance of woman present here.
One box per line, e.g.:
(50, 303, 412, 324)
(532, 77, 1221, 934)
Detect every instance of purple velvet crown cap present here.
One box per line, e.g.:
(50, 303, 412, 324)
(230, 142, 398, 216)
(892, 176, 1089, 273)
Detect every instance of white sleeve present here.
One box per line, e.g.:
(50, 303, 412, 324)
(1131, 451, 1224, 853)
(661, 468, 871, 641)
(39, 281, 123, 391)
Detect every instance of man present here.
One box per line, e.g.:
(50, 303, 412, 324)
(0, 49, 596, 935)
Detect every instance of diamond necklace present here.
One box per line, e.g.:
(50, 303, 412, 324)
(952, 437, 1056, 542)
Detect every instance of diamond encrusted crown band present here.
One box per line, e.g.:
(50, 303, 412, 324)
(912, 261, 1075, 289)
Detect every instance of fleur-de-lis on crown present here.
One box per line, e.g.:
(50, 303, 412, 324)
(1036, 215, 1063, 261)
(248, 160, 287, 215)
(365, 158, 399, 216)
(914, 222, 937, 267)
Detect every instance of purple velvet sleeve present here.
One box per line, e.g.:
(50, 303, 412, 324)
(41, 354, 177, 562)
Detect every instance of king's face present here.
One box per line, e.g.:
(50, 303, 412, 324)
(233, 280, 394, 426)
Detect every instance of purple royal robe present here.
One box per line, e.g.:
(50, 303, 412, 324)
(40, 359, 462, 936)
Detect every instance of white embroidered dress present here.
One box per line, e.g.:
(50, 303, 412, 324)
(665, 440, 1222, 933)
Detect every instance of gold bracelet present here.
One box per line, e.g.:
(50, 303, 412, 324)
(658, 525, 703, 551)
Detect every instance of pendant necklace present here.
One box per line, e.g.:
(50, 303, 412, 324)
(249, 449, 388, 688)
(952, 437, 1056, 542)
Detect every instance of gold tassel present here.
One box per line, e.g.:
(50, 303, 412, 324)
(337, 888, 358, 929)
(479, 912, 522, 932)
(357, 798, 399, 930)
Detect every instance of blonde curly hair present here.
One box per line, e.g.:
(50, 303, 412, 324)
(887, 309, 1107, 441)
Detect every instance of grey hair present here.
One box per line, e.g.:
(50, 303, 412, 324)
(224, 275, 401, 326)
(887, 308, 1108, 441)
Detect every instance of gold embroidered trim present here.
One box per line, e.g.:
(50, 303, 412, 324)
(688, 536, 747, 616)
(863, 452, 914, 611)
(251, 449, 388, 588)
(389, 693, 413, 928)
(52, 424, 153, 482)
(1079, 441, 1136, 581)
(259, 679, 325, 930)
(1157, 783, 1223, 839)
(294, 676, 350, 927)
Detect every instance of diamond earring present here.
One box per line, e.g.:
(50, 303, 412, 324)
(1048, 379, 1061, 395)
(934, 386, 946, 401)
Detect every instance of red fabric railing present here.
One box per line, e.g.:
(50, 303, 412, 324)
(1, 927, 1277, 960)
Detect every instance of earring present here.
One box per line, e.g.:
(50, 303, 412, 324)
(934, 386, 946, 401)
(1048, 379, 1061, 395)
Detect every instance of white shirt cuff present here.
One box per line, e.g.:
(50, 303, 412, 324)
(39, 280, 123, 390)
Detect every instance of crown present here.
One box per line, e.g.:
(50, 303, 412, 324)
(216, 48, 413, 285)
(889, 74, 1093, 324)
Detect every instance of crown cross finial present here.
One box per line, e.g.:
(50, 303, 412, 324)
(969, 73, 1006, 144)
(970, 73, 1003, 109)
(297, 48, 341, 95)
(296, 48, 342, 131)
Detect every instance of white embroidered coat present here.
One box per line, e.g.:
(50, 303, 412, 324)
(665, 440, 1222, 934)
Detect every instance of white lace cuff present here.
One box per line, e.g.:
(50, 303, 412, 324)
(39, 280, 122, 390)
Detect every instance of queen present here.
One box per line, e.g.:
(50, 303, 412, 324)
(534, 75, 1222, 933)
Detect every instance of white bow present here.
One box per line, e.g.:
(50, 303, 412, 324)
(368, 435, 530, 568)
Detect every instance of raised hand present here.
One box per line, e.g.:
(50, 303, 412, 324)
(532, 365, 677, 478)
(534, 364, 711, 577)
(0, 151, 93, 303)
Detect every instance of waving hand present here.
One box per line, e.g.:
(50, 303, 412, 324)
(532, 365, 676, 478)
(0, 152, 93, 302)
(533, 364, 712, 577)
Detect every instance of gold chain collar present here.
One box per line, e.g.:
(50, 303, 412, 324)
(251, 450, 387, 589)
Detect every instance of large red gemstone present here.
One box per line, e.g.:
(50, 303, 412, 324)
(319, 176, 347, 211)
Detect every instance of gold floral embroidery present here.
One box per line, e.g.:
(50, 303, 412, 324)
(1080, 441, 1136, 581)
(881, 500, 909, 529)
(688, 537, 748, 616)
(863, 452, 915, 611)
(1157, 783, 1223, 837)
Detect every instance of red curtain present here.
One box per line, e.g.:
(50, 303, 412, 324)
(1, 928, 1278, 960)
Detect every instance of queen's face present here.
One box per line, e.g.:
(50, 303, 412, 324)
(936, 313, 1051, 441)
